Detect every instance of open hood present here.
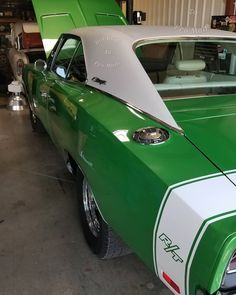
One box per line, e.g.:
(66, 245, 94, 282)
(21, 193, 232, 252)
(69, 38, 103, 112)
(32, 0, 127, 55)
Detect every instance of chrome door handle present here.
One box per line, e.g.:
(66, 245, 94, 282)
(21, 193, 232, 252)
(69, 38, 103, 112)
(40, 91, 48, 98)
(48, 97, 56, 113)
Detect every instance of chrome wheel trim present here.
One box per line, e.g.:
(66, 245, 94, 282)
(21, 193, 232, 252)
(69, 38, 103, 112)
(82, 179, 101, 238)
(32, 113, 37, 124)
(31, 111, 37, 124)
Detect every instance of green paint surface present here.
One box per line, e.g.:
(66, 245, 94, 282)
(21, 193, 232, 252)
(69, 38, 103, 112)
(24, 63, 220, 270)
(189, 215, 236, 295)
(166, 95, 236, 173)
(166, 94, 236, 294)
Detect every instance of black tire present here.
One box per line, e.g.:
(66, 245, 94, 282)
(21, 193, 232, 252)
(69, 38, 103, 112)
(77, 173, 131, 259)
(29, 108, 45, 133)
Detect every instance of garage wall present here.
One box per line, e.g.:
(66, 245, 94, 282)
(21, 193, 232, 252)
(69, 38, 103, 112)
(134, 0, 226, 27)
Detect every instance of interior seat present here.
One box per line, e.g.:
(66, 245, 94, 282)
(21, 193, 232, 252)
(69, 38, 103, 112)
(164, 59, 207, 84)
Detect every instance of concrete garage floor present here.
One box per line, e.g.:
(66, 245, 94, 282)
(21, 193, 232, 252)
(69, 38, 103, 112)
(0, 104, 172, 295)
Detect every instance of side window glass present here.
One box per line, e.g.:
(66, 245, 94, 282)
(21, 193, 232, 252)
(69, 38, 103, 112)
(68, 40, 87, 83)
(52, 38, 79, 78)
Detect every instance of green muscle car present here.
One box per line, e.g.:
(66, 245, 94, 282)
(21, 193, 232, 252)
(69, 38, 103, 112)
(23, 1, 236, 295)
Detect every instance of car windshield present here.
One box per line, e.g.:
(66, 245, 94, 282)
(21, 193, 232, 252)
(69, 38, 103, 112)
(135, 39, 236, 99)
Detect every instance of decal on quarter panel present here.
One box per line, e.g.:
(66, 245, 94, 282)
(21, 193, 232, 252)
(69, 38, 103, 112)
(153, 173, 236, 295)
(159, 233, 183, 263)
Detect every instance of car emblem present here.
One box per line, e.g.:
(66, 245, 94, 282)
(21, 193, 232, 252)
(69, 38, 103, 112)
(92, 77, 107, 85)
(159, 233, 183, 263)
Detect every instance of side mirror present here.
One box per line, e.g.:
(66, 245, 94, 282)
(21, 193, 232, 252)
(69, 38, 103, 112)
(55, 65, 66, 78)
(34, 59, 47, 72)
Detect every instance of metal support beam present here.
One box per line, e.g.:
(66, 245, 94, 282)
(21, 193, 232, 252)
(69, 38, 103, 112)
(126, 0, 133, 24)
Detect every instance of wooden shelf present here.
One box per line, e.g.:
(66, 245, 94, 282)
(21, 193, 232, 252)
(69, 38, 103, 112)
(0, 18, 18, 23)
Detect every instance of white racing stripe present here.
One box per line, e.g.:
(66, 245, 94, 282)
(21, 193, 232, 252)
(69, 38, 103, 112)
(153, 172, 222, 274)
(226, 172, 236, 186)
(154, 173, 236, 295)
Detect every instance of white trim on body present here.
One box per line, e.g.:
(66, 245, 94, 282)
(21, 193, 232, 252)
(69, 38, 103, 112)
(154, 172, 236, 295)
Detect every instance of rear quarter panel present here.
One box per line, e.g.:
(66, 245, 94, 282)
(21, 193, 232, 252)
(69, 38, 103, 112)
(71, 87, 219, 271)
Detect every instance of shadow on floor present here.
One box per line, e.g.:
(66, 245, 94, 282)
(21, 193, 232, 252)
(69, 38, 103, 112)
(0, 94, 8, 108)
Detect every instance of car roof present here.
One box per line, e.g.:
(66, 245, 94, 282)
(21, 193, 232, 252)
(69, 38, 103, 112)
(71, 25, 236, 43)
(67, 26, 236, 131)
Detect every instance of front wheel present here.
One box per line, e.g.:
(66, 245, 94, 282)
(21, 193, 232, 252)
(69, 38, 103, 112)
(78, 175, 130, 259)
